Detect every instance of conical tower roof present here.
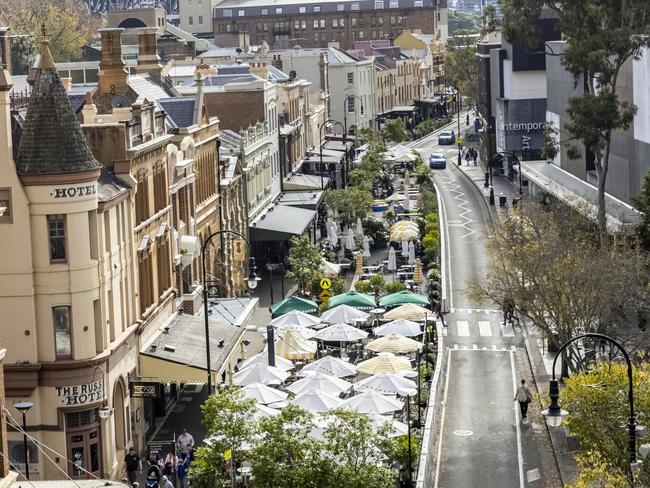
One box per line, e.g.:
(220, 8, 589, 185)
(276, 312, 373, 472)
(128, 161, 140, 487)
(15, 40, 101, 177)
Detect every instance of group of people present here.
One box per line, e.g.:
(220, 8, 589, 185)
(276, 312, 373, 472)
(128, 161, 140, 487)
(123, 428, 196, 488)
(461, 146, 479, 166)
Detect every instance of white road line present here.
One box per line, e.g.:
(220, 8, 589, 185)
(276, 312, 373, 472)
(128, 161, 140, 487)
(436, 180, 454, 311)
(472, 344, 478, 350)
(453, 344, 459, 350)
(502, 322, 516, 337)
(434, 348, 453, 488)
(456, 320, 470, 336)
(510, 351, 526, 488)
(478, 321, 492, 337)
(492, 345, 498, 350)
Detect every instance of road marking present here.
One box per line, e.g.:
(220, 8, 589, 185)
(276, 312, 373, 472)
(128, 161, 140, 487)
(502, 321, 516, 337)
(436, 179, 454, 311)
(511, 345, 517, 351)
(453, 344, 459, 350)
(527, 468, 541, 482)
(492, 345, 498, 350)
(510, 350, 526, 488)
(472, 344, 478, 350)
(478, 321, 492, 336)
(456, 320, 469, 336)
(434, 348, 453, 488)
(453, 430, 473, 436)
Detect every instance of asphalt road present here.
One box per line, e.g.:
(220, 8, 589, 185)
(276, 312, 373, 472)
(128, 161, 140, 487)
(412, 132, 558, 488)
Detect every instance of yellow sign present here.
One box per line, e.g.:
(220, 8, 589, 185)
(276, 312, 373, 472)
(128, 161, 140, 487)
(456, 137, 463, 145)
(224, 449, 232, 461)
(320, 278, 332, 290)
(319, 289, 333, 302)
(233, 239, 245, 263)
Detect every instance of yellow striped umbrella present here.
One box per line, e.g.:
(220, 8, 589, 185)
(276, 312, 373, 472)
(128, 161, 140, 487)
(413, 258, 423, 283)
(355, 251, 364, 275)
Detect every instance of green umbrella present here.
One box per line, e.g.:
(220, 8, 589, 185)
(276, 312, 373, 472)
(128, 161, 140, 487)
(270, 296, 319, 317)
(379, 290, 430, 308)
(328, 291, 377, 311)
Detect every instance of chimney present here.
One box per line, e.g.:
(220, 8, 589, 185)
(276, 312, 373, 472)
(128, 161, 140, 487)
(193, 68, 204, 126)
(61, 77, 72, 92)
(82, 91, 98, 124)
(98, 28, 129, 95)
(0, 27, 12, 91)
(249, 62, 269, 81)
(135, 27, 162, 80)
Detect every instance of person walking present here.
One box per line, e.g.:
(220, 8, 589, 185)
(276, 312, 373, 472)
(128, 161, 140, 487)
(177, 455, 188, 488)
(124, 447, 142, 486)
(514, 379, 533, 420)
(471, 147, 478, 166)
(432, 292, 446, 327)
(160, 476, 173, 488)
(176, 429, 195, 455)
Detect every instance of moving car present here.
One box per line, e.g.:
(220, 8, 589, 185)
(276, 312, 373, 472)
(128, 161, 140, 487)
(438, 130, 455, 145)
(429, 153, 447, 169)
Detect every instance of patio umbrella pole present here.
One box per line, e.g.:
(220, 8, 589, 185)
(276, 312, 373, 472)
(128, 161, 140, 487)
(267, 326, 276, 367)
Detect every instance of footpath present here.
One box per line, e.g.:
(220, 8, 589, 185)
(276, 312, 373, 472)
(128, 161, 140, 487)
(454, 119, 579, 485)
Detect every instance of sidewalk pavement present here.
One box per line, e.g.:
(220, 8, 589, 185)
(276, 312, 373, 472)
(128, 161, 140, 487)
(453, 134, 579, 485)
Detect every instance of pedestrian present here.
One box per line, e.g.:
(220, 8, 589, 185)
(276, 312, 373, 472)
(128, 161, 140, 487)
(514, 379, 533, 420)
(432, 292, 446, 327)
(177, 455, 188, 488)
(176, 428, 194, 455)
(465, 150, 471, 165)
(471, 147, 478, 166)
(466, 113, 470, 126)
(163, 451, 177, 478)
(160, 476, 173, 488)
(124, 447, 142, 486)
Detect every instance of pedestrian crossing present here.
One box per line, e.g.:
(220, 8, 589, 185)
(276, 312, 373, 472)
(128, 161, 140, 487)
(442, 318, 517, 337)
(451, 344, 516, 352)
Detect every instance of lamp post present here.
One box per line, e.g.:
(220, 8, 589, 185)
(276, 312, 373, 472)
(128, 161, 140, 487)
(15, 402, 33, 480)
(202, 230, 258, 394)
(319, 119, 345, 190)
(542, 333, 640, 479)
(443, 85, 462, 166)
(343, 95, 365, 188)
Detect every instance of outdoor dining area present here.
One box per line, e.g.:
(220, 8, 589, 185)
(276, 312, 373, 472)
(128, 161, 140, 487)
(224, 293, 437, 485)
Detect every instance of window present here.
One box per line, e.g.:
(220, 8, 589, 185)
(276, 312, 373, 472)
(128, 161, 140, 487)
(261, 8, 268, 15)
(351, 17, 357, 26)
(351, 1, 360, 9)
(135, 175, 149, 224)
(390, 15, 396, 24)
(313, 5, 321, 12)
(337, 3, 345, 10)
(48, 215, 66, 261)
(223, 9, 232, 17)
(375, 0, 384, 8)
(347, 72, 354, 84)
(340, 18, 345, 27)
(299, 6, 306, 13)
(53, 306, 72, 358)
(378, 16, 384, 25)
(188, 16, 193, 25)
(313, 19, 319, 29)
(238, 9, 245, 16)
(389, 0, 399, 7)
(359, 30, 365, 39)
(153, 165, 167, 212)
(414, 0, 423, 5)
(257, 22, 268, 32)
(314, 32, 320, 41)
(347, 97, 355, 112)
(333, 19, 338, 28)
(275, 7, 282, 13)
(0, 188, 12, 223)
(320, 19, 326, 28)
(198, 15, 203, 24)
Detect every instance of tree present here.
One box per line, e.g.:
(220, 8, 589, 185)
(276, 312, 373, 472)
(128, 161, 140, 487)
(381, 119, 408, 143)
(447, 10, 481, 34)
(560, 363, 650, 486)
(467, 200, 648, 360)
(444, 36, 479, 106)
(190, 388, 257, 487)
(1, 0, 102, 73)
(324, 188, 373, 226)
(286, 234, 322, 295)
(499, 0, 650, 244)
(633, 170, 650, 252)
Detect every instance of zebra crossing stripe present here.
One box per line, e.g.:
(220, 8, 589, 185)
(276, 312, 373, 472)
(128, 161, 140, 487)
(478, 321, 492, 336)
(456, 321, 470, 336)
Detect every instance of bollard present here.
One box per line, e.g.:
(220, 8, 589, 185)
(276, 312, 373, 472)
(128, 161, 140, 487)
(512, 197, 519, 209)
(484, 171, 489, 188)
(499, 193, 507, 207)
(489, 187, 495, 205)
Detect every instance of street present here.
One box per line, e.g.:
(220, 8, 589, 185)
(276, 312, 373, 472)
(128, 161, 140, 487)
(412, 130, 560, 487)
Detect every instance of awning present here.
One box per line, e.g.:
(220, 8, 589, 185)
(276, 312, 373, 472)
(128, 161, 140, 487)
(520, 160, 642, 234)
(284, 173, 329, 191)
(277, 190, 323, 209)
(249, 204, 316, 241)
(139, 298, 257, 383)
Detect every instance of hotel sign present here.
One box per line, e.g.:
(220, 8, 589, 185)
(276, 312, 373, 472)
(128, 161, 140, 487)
(55, 380, 104, 406)
(50, 184, 97, 199)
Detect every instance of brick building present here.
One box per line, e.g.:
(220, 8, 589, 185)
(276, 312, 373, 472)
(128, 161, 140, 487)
(212, 0, 446, 50)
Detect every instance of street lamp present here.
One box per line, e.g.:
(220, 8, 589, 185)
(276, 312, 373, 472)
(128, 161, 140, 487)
(15, 401, 33, 480)
(343, 95, 365, 188)
(542, 333, 640, 478)
(319, 119, 345, 190)
(202, 230, 258, 394)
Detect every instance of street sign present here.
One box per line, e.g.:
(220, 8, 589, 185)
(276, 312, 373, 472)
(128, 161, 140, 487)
(319, 289, 333, 303)
(129, 381, 159, 398)
(233, 239, 245, 262)
(207, 286, 219, 298)
(456, 137, 463, 145)
(224, 449, 232, 461)
(320, 278, 332, 290)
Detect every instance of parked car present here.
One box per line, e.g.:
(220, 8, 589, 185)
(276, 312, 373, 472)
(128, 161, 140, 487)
(428, 153, 447, 169)
(438, 131, 454, 145)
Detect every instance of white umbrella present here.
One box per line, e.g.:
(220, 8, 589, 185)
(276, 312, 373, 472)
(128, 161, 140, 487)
(254, 403, 282, 419)
(292, 388, 343, 413)
(362, 235, 371, 258)
(270, 310, 322, 328)
(320, 259, 341, 277)
(401, 234, 409, 256)
(367, 333, 422, 354)
(408, 240, 416, 265)
(328, 221, 339, 246)
(287, 372, 352, 396)
(233, 363, 290, 386)
(354, 372, 417, 396)
(346, 227, 355, 250)
(314, 322, 368, 342)
(240, 350, 294, 372)
(241, 382, 289, 404)
(356, 352, 413, 374)
(321, 304, 370, 323)
(374, 319, 422, 337)
(367, 413, 409, 437)
(299, 355, 357, 378)
(355, 217, 364, 239)
(340, 391, 404, 414)
(387, 247, 397, 273)
(273, 324, 317, 340)
(384, 303, 431, 321)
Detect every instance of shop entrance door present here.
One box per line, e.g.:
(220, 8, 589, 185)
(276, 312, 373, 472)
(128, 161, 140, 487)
(66, 410, 102, 478)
